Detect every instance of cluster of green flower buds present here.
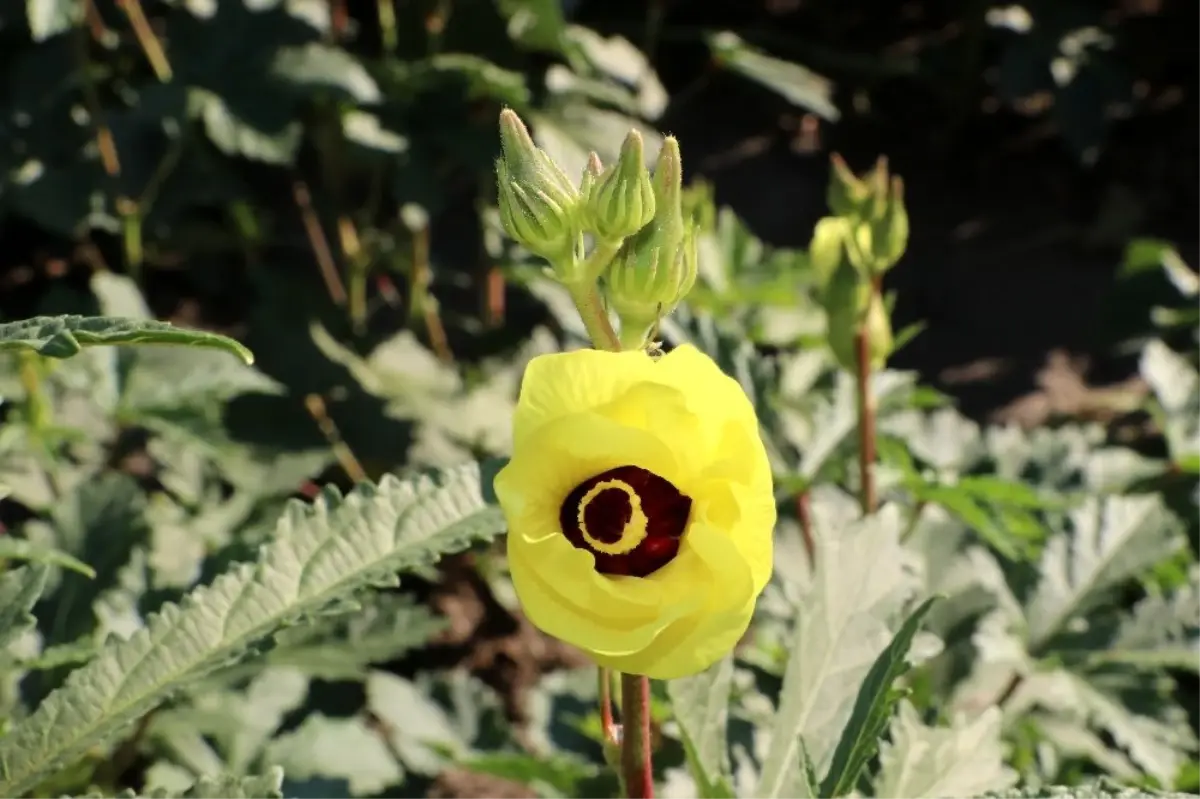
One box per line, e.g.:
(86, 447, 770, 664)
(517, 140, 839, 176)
(495, 109, 696, 351)
(808, 154, 909, 372)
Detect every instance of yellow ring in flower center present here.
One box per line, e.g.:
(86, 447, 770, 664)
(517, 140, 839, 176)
(576, 479, 649, 555)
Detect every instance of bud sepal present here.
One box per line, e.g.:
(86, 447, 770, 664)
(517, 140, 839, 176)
(496, 109, 581, 266)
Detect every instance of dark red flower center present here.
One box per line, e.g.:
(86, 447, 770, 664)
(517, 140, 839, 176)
(560, 465, 692, 577)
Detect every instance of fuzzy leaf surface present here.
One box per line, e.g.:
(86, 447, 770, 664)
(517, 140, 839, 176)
(0, 462, 503, 795)
(0, 316, 253, 363)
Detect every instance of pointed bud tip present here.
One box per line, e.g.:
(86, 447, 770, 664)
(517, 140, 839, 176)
(498, 108, 535, 160)
(586, 151, 604, 177)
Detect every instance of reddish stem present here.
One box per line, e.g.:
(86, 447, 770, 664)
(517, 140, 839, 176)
(620, 673, 654, 798)
(854, 326, 878, 515)
(795, 490, 816, 566)
(599, 667, 618, 745)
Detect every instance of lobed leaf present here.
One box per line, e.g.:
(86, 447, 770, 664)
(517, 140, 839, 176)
(667, 655, 736, 798)
(1026, 495, 1185, 652)
(875, 700, 1016, 798)
(755, 502, 920, 798)
(969, 782, 1195, 796)
(0, 538, 94, 577)
(67, 767, 285, 796)
(0, 564, 50, 652)
(0, 462, 503, 795)
(820, 596, 939, 797)
(1099, 566, 1200, 672)
(0, 316, 253, 364)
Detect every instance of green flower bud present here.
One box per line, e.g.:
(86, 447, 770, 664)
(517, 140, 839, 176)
(867, 175, 908, 275)
(495, 109, 580, 263)
(808, 216, 850, 290)
(824, 260, 892, 372)
(605, 137, 695, 348)
(827, 153, 872, 218)
(583, 130, 656, 243)
(579, 151, 603, 199)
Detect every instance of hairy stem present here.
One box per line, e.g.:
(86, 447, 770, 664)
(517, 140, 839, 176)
(570, 282, 620, 352)
(620, 672, 654, 798)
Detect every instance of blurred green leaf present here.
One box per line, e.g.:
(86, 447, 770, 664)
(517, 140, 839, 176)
(820, 596, 938, 797)
(707, 31, 839, 121)
(1026, 494, 1185, 653)
(667, 656, 736, 798)
(756, 503, 920, 797)
(494, 0, 566, 53)
(0, 564, 50, 652)
(0, 537, 96, 578)
(262, 714, 402, 796)
(67, 767, 285, 796)
(25, 0, 80, 41)
(0, 315, 254, 364)
(874, 700, 1016, 797)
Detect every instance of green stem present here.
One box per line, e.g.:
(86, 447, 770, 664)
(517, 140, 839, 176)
(569, 282, 620, 352)
(618, 321, 653, 351)
(854, 322, 877, 515)
(620, 672, 654, 798)
(565, 239, 623, 351)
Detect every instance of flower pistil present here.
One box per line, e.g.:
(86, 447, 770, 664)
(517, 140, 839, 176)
(559, 465, 692, 578)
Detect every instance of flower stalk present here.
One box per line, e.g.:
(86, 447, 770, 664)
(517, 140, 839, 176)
(854, 314, 878, 515)
(810, 154, 908, 517)
(620, 672, 654, 799)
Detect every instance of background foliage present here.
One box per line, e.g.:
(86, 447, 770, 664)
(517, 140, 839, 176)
(0, 0, 1196, 797)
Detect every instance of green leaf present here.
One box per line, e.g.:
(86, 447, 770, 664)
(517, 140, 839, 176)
(271, 44, 380, 103)
(0, 564, 50, 652)
(913, 484, 1020, 561)
(820, 596, 939, 797)
(1008, 670, 1197, 786)
(0, 462, 503, 795)
(463, 751, 600, 798)
(0, 316, 253, 364)
(874, 700, 1016, 798)
(262, 714, 402, 795)
(667, 655, 736, 798)
(707, 32, 840, 122)
(755, 502, 920, 798)
(26, 0, 81, 41)
(494, 0, 566, 53)
(196, 89, 302, 166)
(1140, 340, 1200, 465)
(1026, 495, 1185, 652)
(0, 538, 95, 577)
(1096, 567, 1200, 672)
(969, 777, 1195, 796)
(63, 767, 283, 796)
(366, 671, 466, 775)
(37, 473, 150, 651)
(248, 596, 445, 681)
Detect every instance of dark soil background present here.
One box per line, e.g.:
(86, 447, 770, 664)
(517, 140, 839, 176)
(578, 0, 1199, 424)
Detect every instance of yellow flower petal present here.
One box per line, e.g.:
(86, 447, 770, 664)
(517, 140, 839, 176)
(512, 349, 655, 443)
(494, 409, 681, 538)
(497, 344, 777, 678)
(510, 516, 713, 658)
(653, 344, 763, 449)
(591, 523, 757, 678)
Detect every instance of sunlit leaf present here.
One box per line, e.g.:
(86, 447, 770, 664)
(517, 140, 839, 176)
(874, 700, 1016, 798)
(756, 503, 920, 797)
(667, 656, 736, 798)
(0, 316, 253, 364)
(0, 564, 50, 652)
(820, 596, 939, 797)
